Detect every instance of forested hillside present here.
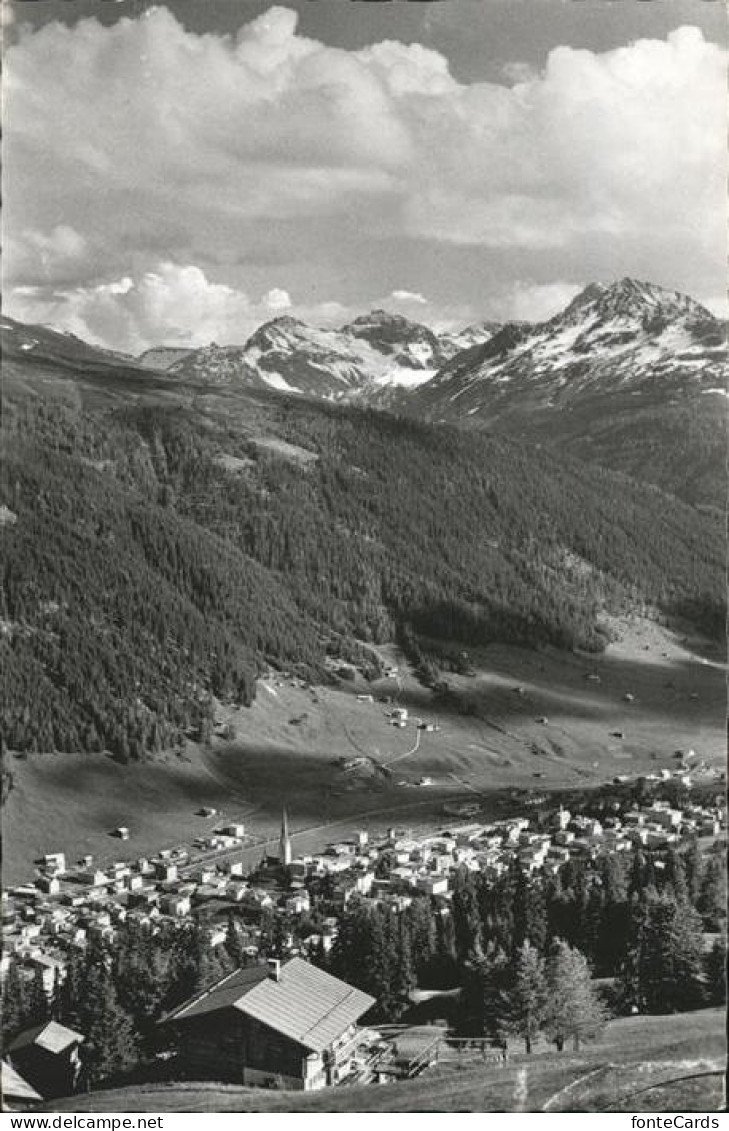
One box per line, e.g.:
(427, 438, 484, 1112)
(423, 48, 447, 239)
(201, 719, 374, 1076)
(1, 352, 724, 759)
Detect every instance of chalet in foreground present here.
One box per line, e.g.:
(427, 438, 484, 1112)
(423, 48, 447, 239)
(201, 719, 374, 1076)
(163, 957, 375, 1090)
(5, 1020, 84, 1101)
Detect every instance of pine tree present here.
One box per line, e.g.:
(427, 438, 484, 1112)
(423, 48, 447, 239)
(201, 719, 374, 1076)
(628, 850, 647, 899)
(475, 948, 512, 1042)
(77, 964, 138, 1088)
(432, 909, 458, 986)
(596, 855, 630, 976)
(504, 940, 549, 1054)
(629, 893, 706, 1013)
(191, 926, 230, 993)
(545, 939, 606, 1052)
(683, 839, 703, 908)
(26, 967, 51, 1026)
(113, 925, 170, 1033)
(369, 909, 395, 1018)
(705, 937, 727, 1007)
(259, 906, 276, 956)
(452, 870, 482, 962)
(697, 855, 726, 932)
(406, 898, 437, 978)
(224, 913, 244, 967)
(581, 884, 605, 969)
(513, 867, 547, 956)
(330, 901, 375, 991)
(435, 909, 457, 961)
(600, 852, 629, 905)
(310, 937, 328, 971)
(57, 953, 85, 1030)
(50, 968, 64, 1020)
(390, 913, 415, 1018)
(664, 848, 688, 905)
(1, 959, 30, 1043)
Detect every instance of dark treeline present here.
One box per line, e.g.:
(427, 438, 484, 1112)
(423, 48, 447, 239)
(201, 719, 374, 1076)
(2, 391, 724, 757)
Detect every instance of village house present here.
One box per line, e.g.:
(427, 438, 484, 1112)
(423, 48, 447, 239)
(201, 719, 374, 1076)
(35, 875, 61, 897)
(42, 854, 66, 875)
(154, 861, 178, 883)
(285, 891, 311, 915)
(75, 869, 109, 888)
(416, 875, 449, 896)
(160, 894, 192, 918)
(26, 954, 67, 997)
(650, 807, 682, 829)
(222, 861, 246, 877)
(163, 958, 375, 1090)
(352, 872, 375, 895)
(219, 824, 245, 838)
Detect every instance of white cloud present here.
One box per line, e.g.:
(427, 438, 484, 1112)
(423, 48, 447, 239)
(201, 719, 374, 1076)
(404, 27, 725, 261)
(499, 281, 583, 323)
(7, 264, 256, 354)
(389, 290, 428, 305)
(7, 225, 92, 286)
(264, 287, 293, 312)
(6, 263, 409, 353)
(3, 9, 725, 350)
(6, 263, 473, 353)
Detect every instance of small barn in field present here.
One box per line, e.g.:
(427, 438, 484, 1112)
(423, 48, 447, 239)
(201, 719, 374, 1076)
(162, 957, 375, 1090)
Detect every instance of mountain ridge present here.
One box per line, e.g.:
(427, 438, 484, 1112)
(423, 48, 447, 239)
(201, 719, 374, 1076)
(403, 278, 726, 506)
(3, 275, 726, 505)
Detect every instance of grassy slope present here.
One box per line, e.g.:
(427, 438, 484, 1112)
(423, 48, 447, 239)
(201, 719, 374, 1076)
(43, 1009, 726, 1113)
(4, 616, 725, 885)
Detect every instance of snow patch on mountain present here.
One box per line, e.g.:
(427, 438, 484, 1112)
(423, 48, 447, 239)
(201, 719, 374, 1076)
(161, 309, 454, 398)
(416, 278, 727, 422)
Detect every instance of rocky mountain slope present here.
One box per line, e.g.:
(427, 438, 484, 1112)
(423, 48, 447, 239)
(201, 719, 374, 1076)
(161, 310, 454, 397)
(138, 346, 194, 370)
(1, 316, 138, 374)
(414, 279, 725, 419)
(438, 319, 504, 356)
(405, 279, 727, 507)
(4, 276, 725, 506)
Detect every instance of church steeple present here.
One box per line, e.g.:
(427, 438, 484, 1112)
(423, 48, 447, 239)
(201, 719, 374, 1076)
(279, 805, 292, 866)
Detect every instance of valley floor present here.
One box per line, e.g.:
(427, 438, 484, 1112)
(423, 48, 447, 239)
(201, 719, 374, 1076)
(3, 616, 725, 885)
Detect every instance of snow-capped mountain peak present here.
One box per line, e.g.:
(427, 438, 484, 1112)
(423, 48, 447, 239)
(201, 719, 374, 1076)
(412, 277, 726, 424)
(557, 277, 714, 330)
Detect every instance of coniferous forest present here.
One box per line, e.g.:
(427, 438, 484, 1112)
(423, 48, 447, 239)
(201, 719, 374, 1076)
(1, 365, 724, 760)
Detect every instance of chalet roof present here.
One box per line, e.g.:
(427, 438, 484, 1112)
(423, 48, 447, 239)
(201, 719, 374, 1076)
(168, 965, 271, 1022)
(166, 958, 375, 1053)
(7, 1021, 84, 1057)
(2, 1060, 43, 1103)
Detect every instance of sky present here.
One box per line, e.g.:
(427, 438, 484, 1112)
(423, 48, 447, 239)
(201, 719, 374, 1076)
(3, 0, 726, 353)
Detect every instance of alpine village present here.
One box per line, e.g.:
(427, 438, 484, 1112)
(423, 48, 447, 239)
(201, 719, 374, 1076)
(2, 1, 727, 1117)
